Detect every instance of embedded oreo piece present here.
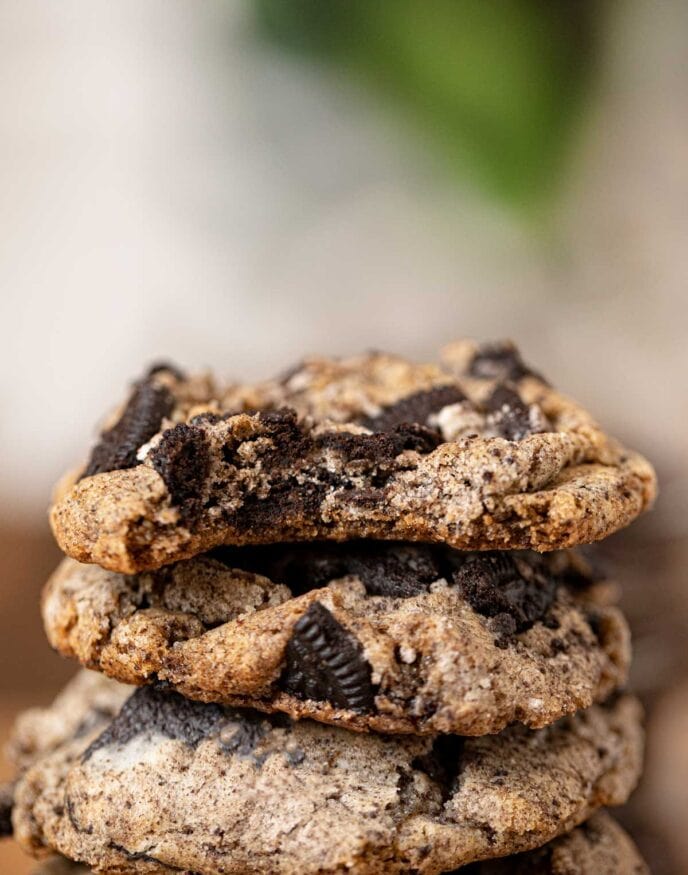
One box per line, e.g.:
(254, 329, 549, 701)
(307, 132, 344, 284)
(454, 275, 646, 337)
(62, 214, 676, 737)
(311, 543, 444, 598)
(82, 378, 175, 478)
(84, 686, 225, 760)
(235, 542, 445, 599)
(469, 341, 540, 382)
(150, 423, 211, 521)
(318, 422, 442, 461)
(453, 554, 558, 643)
(281, 602, 376, 711)
(362, 385, 467, 432)
(486, 385, 534, 441)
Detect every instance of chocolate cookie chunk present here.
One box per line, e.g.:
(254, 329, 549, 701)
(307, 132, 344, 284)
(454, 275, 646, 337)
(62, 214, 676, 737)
(50, 342, 656, 573)
(453, 553, 559, 644)
(214, 541, 445, 599)
(10, 675, 644, 875)
(42, 545, 630, 735)
(149, 423, 211, 522)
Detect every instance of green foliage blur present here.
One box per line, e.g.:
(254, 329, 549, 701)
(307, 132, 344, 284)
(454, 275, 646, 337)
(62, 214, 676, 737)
(254, 0, 598, 216)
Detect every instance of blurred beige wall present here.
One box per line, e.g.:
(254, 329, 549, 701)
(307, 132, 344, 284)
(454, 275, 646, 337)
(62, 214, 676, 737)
(0, 0, 685, 531)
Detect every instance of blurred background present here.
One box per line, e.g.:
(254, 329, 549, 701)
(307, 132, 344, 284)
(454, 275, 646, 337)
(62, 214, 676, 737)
(0, 1, 686, 872)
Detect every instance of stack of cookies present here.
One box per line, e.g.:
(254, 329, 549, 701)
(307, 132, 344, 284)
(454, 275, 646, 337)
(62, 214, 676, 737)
(2, 341, 656, 874)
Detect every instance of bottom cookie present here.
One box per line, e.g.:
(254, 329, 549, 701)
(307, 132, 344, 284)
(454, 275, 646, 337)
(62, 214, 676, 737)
(28, 812, 649, 875)
(8, 672, 643, 874)
(461, 811, 648, 874)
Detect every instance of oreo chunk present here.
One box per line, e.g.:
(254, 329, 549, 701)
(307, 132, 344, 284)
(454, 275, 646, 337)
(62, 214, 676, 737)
(150, 423, 211, 521)
(319, 543, 444, 599)
(264, 543, 443, 599)
(281, 602, 376, 711)
(469, 341, 542, 382)
(453, 554, 558, 643)
(362, 385, 466, 433)
(319, 423, 441, 465)
(83, 377, 175, 478)
(486, 385, 534, 441)
(211, 542, 444, 599)
(83, 686, 226, 761)
(253, 409, 312, 471)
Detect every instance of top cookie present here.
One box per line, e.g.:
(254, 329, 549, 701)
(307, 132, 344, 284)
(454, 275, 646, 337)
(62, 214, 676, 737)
(50, 342, 656, 573)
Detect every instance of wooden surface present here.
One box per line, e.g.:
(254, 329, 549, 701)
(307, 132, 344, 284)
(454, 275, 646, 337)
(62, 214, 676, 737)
(0, 524, 71, 874)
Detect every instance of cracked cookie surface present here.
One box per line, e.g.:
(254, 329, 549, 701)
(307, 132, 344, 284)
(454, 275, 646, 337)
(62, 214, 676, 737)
(42, 545, 630, 735)
(50, 342, 656, 573)
(11, 674, 643, 875)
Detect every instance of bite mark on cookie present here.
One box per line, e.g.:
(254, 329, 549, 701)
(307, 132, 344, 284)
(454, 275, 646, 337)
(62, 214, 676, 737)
(150, 424, 211, 522)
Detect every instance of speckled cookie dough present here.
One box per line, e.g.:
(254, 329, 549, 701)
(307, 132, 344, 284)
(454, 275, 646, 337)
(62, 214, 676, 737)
(43, 545, 630, 735)
(11, 674, 643, 875)
(50, 342, 657, 573)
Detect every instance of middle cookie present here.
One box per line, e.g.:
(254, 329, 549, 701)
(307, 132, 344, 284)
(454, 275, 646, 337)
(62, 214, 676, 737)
(43, 543, 630, 736)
